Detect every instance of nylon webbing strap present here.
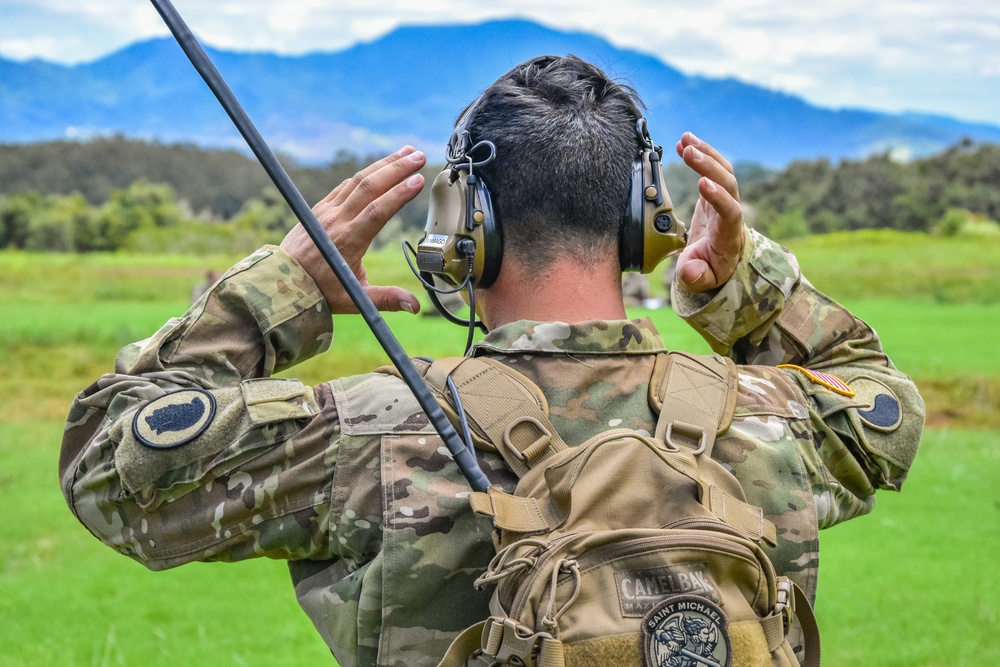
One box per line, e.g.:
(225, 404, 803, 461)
(760, 610, 786, 653)
(652, 352, 738, 458)
(468, 487, 561, 533)
(708, 485, 778, 546)
(435, 621, 488, 667)
(795, 581, 822, 667)
(426, 358, 569, 477)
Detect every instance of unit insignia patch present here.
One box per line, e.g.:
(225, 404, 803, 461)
(641, 595, 731, 667)
(133, 389, 216, 449)
(850, 375, 903, 432)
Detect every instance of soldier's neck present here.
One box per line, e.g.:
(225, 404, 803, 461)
(478, 256, 626, 329)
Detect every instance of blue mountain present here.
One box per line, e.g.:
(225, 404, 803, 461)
(2, 19, 998, 165)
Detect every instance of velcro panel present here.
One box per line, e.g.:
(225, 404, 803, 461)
(564, 633, 641, 666)
(729, 620, 772, 667)
(115, 380, 316, 505)
(842, 374, 922, 479)
(114, 385, 246, 498)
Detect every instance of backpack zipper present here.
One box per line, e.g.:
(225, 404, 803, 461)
(503, 529, 771, 621)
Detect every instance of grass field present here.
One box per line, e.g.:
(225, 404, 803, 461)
(1, 230, 998, 665)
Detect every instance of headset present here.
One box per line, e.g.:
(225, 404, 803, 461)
(405, 56, 688, 345)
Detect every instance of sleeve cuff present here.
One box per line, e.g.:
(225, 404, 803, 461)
(671, 229, 801, 351)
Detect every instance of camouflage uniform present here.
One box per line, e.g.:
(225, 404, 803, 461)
(59, 229, 923, 667)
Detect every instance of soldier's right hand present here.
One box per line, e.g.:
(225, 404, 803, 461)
(280, 146, 426, 314)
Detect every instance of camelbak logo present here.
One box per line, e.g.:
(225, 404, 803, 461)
(615, 563, 720, 617)
(133, 389, 216, 450)
(641, 595, 731, 667)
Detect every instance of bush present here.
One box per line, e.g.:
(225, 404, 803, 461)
(934, 209, 1000, 237)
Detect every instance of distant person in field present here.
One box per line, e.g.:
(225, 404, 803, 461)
(59, 55, 924, 666)
(189, 269, 222, 303)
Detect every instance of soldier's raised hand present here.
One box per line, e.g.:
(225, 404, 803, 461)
(674, 133, 745, 292)
(280, 146, 426, 314)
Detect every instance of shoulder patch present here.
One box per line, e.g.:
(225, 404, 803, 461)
(778, 364, 856, 397)
(133, 388, 216, 449)
(858, 395, 902, 430)
(850, 375, 903, 432)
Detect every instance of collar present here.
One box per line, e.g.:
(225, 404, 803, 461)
(471, 317, 666, 356)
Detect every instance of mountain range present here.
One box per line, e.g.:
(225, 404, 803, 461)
(2, 19, 999, 166)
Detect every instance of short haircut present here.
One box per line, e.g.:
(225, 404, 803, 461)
(467, 55, 645, 272)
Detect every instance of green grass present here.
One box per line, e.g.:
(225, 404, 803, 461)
(2, 425, 994, 665)
(1, 231, 998, 665)
(842, 299, 1000, 379)
(786, 230, 1000, 305)
(817, 429, 1000, 665)
(0, 424, 331, 666)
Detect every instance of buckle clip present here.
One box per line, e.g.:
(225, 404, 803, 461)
(481, 617, 553, 667)
(774, 578, 795, 633)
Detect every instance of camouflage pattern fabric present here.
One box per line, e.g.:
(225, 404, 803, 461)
(59, 231, 924, 667)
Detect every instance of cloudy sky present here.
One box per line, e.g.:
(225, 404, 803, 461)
(3, 0, 999, 126)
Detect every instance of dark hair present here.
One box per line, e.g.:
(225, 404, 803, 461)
(468, 55, 645, 271)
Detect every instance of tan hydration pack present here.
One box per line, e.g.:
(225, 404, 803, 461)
(421, 352, 820, 667)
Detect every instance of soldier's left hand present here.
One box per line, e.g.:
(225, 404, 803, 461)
(674, 133, 745, 292)
(281, 146, 426, 314)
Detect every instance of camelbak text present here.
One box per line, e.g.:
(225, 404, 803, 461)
(615, 563, 720, 617)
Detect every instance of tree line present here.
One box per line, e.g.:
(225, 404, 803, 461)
(2, 136, 997, 253)
(745, 139, 1000, 239)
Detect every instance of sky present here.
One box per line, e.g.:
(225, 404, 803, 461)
(2, 0, 999, 127)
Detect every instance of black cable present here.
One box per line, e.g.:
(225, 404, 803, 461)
(401, 241, 471, 295)
(401, 241, 488, 345)
(149, 0, 490, 492)
(446, 376, 477, 459)
(464, 280, 477, 354)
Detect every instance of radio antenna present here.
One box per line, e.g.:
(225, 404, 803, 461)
(148, 0, 490, 492)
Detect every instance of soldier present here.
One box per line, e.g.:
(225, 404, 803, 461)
(621, 272, 652, 307)
(59, 56, 923, 666)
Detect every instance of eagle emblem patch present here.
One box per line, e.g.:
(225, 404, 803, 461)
(641, 595, 731, 667)
(133, 389, 216, 449)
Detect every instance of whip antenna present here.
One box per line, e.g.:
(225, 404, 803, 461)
(148, 0, 490, 492)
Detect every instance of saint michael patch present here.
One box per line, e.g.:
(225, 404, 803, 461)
(641, 595, 731, 667)
(133, 389, 216, 449)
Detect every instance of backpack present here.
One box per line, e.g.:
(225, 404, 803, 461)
(421, 351, 820, 667)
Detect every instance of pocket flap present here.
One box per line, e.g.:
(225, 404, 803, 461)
(241, 378, 317, 425)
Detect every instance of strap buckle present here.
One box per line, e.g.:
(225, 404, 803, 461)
(774, 577, 795, 633)
(481, 617, 553, 667)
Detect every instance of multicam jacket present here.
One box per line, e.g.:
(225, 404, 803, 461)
(60, 230, 924, 667)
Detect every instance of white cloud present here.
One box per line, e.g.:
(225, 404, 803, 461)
(1, 0, 998, 124)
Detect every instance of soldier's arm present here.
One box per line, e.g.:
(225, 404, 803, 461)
(58, 246, 347, 569)
(674, 227, 923, 472)
(59, 148, 426, 570)
(670, 133, 923, 526)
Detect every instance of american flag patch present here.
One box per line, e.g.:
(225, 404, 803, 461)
(777, 364, 856, 397)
